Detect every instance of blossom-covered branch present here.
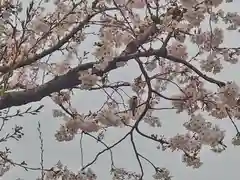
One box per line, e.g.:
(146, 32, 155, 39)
(1, 0, 240, 180)
(0, 46, 226, 110)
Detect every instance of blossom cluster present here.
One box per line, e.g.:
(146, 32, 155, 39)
(111, 167, 141, 180)
(183, 114, 225, 147)
(168, 113, 225, 167)
(0, 152, 10, 177)
(167, 41, 188, 60)
(152, 168, 172, 180)
(53, 100, 136, 141)
(191, 28, 224, 52)
(171, 79, 240, 121)
(37, 161, 96, 180)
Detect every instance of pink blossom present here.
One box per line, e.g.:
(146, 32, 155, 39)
(78, 120, 100, 132)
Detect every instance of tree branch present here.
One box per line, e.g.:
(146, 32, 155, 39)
(0, 8, 116, 74)
(0, 45, 226, 110)
(165, 54, 226, 87)
(0, 18, 226, 110)
(0, 24, 157, 110)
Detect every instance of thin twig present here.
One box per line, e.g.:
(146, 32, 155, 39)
(37, 121, 44, 180)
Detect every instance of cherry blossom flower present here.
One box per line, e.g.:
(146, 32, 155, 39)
(167, 41, 188, 60)
(78, 119, 101, 132)
(78, 69, 100, 88)
(31, 18, 50, 33)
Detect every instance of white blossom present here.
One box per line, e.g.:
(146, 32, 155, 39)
(232, 134, 240, 146)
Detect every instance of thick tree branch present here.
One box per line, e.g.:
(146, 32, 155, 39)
(0, 50, 148, 110)
(0, 24, 157, 110)
(0, 20, 226, 110)
(0, 46, 226, 110)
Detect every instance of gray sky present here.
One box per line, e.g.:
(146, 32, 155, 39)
(1, 1, 240, 180)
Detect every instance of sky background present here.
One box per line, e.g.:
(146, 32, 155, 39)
(1, 1, 240, 180)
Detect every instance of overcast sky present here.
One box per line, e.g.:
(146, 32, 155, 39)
(1, 1, 240, 180)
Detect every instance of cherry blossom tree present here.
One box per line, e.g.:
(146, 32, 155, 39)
(0, 0, 240, 179)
